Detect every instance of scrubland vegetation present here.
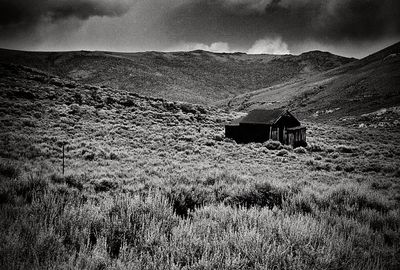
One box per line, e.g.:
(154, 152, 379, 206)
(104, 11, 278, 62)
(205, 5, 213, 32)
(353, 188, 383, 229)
(1, 63, 400, 269)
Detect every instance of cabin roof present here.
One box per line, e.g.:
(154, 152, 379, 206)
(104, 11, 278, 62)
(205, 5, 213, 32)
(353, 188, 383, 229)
(238, 109, 287, 125)
(225, 109, 301, 126)
(226, 116, 244, 126)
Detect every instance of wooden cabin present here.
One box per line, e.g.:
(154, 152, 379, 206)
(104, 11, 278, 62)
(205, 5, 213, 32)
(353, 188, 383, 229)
(225, 109, 306, 147)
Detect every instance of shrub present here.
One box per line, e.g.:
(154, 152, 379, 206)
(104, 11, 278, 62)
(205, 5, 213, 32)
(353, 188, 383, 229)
(2, 173, 49, 204)
(108, 152, 119, 160)
(64, 175, 84, 190)
(344, 165, 355, 172)
(306, 143, 323, 152)
(165, 185, 210, 217)
(214, 134, 224, 141)
(362, 163, 382, 173)
(83, 152, 95, 161)
(276, 149, 289, 157)
(282, 145, 293, 151)
(69, 104, 80, 114)
(205, 140, 215, 147)
(336, 145, 358, 153)
(318, 185, 391, 215)
(294, 147, 307, 154)
(329, 152, 340, 159)
(94, 180, 117, 193)
(314, 162, 331, 171)
(225, 182, 287, 209)
(371, 180, 392, 190)
(0, 161, 20, 179)
(264, 140, 282, 150)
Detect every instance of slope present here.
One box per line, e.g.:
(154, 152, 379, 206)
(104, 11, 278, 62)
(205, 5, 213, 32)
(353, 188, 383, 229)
(0, 48, 353, 104)
(225, 41, 400, 123)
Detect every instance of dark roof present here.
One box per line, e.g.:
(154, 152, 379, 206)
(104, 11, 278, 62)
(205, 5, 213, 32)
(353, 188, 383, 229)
(226, 116, 244, 126)
(239, 109, 286, 124)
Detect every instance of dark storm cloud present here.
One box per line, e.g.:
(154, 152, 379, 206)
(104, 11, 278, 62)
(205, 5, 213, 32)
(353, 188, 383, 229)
(0, 0, 131, 29)
(0, 0, 398, 57)
(163, 0, 400, 48)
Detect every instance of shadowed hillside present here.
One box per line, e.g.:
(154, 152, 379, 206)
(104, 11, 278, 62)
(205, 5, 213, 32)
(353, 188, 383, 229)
(225, 42, 400, 124)
(0, 48, 354, 104)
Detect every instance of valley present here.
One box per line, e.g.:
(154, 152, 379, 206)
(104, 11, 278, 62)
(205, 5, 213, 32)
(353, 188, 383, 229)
(0, 43, 400, 269)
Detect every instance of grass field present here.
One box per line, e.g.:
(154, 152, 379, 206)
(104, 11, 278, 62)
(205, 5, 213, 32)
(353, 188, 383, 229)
(0, 63, 399, 269)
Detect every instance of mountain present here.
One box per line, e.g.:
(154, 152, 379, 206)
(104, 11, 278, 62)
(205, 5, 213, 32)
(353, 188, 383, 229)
(0, 48, 353, 104)
(225, 42, 400, 123)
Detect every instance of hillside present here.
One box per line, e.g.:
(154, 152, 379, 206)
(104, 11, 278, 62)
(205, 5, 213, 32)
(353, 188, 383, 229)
(225, 42, 400, 124)
(1, 62, 400, 269)
(0, 48, 353, 104)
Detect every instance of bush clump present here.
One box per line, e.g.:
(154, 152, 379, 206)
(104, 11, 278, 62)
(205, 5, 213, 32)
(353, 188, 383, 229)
(225, 182, 287, 209)
(276, 149, 289, 157)
(165, 185, 210, 217)
(0, 161, 20, 179)
(294, 146, 307, 154)
(306, 143, 323, 152)
(336, 145, 358, 153)
(94, 180, 117, 193)
(264, 140, 282, 150)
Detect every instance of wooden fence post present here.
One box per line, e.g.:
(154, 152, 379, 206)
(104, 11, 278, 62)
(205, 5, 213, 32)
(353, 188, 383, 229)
(61, 141, 68, 175)
(62, 144, 65, 175)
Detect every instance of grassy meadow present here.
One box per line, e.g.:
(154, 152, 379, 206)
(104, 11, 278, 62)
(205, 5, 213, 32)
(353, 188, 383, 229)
(1, 63, 400, 269)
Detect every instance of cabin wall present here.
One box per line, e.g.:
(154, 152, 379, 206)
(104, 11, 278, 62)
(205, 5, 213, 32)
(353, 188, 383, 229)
(237, 123, 270, 143)
(225, 116, 307, 146)
(287, 128, 307, 147)
(225, 124, 271, 143)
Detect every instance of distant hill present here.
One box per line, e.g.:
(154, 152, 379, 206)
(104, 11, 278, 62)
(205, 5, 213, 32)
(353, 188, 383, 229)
(0, 48, 353, 104)
(224, 41, 400, 123)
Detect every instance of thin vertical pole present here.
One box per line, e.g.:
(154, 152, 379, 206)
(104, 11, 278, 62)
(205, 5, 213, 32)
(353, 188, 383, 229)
(62, 144, 65, 175)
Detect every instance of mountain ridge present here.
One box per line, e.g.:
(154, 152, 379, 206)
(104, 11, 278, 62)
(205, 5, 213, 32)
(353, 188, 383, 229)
(0, 47, 354, 105)
(224, 41, 400, 123)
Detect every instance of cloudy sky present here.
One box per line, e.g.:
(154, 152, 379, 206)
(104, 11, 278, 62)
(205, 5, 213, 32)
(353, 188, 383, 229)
(0, 0, 399, 58)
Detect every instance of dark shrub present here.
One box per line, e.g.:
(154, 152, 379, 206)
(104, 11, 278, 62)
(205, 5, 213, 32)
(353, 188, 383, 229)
(179, 103, 197, 114)
(15, 175, 48, 203)
(371, 180, 392, 190)
(320, 187, 390, 215)
(51, 174, 84, 190)
(14, 90, 36, 100)
(294, 147, 307, 154)
(276, 150, 289, 157)
(344, 165, 355, 172)
(225, 182, 287, 209)
(109, 152, 119, 160)
(312, 162, 331, 171)
(264, 140, 282, 150)
(120, 98, 136, 107)
(106, 228, 124, 259)
(0, 161, 20, 179)
(64, 175, 84, 190)
(362, 163, 382, 173)
(83, 152, 95, 161)
(94, 180, 117, 193)
(306, 143, 323, 152)
(205, 140, 215, 147)
(166, 185, 209, 217)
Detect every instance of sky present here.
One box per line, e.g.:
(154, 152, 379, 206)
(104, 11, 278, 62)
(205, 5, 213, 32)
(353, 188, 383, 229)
(0, 0, 399, 58)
